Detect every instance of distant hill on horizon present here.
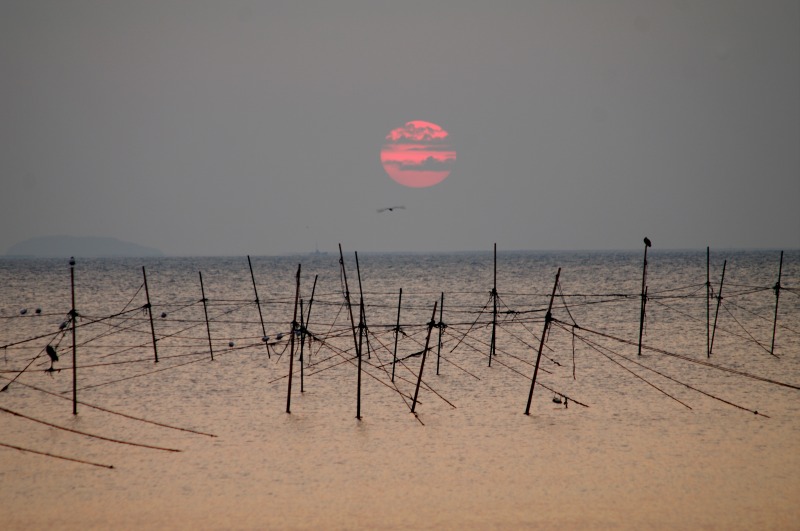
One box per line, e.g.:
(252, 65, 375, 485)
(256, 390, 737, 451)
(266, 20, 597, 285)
(6, 235, 164, 258)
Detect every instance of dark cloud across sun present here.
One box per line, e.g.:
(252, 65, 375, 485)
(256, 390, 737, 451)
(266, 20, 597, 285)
(380, 120, 456, 188)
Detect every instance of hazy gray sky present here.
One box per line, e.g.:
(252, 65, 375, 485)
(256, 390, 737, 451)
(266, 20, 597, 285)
(2, 0, 798, 255)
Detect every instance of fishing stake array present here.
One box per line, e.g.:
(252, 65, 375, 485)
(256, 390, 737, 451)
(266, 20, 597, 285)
(0, 242, 796, 468)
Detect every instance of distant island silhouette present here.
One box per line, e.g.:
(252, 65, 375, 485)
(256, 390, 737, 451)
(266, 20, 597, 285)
(6, 236, 164, 258)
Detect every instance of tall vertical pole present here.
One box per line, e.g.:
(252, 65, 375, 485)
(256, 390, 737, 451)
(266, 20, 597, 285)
(489, 243, 497, 366)
(354, 252, 371, 360)
(287, 264, 301, 414)
(299, 299, 305, 393)
(356, 298, 364, 420)
(411, 302, 438, 415)
(706, 247, 711, 358)
(199, 271, 214, 361)
(304, 275, 318, 355)
(436, 292, 444, 375)
(709, 260, 726, 358)
(354, 252, 366, 418)
(637, 238, 652, 357)
(142, 266, 159, 363)
(247, 255, 270, 357)
(770, 250, 784, 356)
(70, 257, 77, 415)
(525, 268, 561, 416)
(338, 245, 361, 418)
(391, 288, 402, 383)
(338, 244, 359, 363)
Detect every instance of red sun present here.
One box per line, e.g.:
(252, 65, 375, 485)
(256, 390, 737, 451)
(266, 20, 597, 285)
(380, 120, 456, 188)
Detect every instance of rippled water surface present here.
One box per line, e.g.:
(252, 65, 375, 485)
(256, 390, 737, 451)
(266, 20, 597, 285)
(1, 250, 798, 530)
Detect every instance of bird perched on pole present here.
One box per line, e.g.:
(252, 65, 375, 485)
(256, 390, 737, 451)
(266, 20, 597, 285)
(45, 345, 59, 372)
(46, 345, 59, 362)
(644, 237, 652, 247)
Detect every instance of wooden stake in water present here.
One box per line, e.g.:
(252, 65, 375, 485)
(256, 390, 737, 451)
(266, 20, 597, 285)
(709, 260, 726, 358)
(199, 271, 214, 361)
(354, 251, 372, 417)
(247, 255, 270, 358)
(357, 297, 364, 420)
(70, 257, 78, 415)
(287, 264, 301, 414)
(338, 245, 362, 419)
(770, 251, 784, 356)
(304, 274, 318, 356)
(299, 299, 305, 393)
(338, 244, 359, 365)
(142, 266, 159, 363)
(392, 288, 402, 383)
(411, 302, 438, 415)
(355, 251, 372, 360)
(706, 247, 711, 358)
(525, 267, 561, 416)
(436, 292, 444, 376)
(637, 237, 652, 357)
(489, 243, 497, 367)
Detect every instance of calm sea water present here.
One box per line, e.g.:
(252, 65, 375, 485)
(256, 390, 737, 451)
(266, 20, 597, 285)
(1, 250, 798, 530)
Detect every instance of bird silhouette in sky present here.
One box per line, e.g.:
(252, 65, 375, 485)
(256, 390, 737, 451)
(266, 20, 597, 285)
(377, 206, 406, 213)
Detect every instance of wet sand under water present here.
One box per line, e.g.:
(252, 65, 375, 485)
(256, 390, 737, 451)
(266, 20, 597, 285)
(2, 358, 798, 531)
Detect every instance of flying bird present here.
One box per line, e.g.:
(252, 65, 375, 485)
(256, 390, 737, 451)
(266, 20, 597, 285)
(377, 205, 406, 213)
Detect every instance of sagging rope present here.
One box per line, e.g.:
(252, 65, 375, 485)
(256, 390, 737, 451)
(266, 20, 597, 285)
(720, 301, 774, 356)
(494, 292, 555, 356)
(73, 353, 211, 392)
(0, 441, 114, 469)
(0, 374, 216, 437)
(1, 327, 69, 392)
(0, 406, 181, 451)
(556, 322, 770, 417)
(447, 295, 493, 354)
(559, 320, 800, 391)
(649, 295, 779, 355)
(563, 324, 692, 410)
(723, 296, 800, 336)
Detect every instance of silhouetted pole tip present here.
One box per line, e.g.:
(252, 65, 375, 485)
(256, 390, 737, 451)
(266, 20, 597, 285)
(644, 237, 652, 247)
